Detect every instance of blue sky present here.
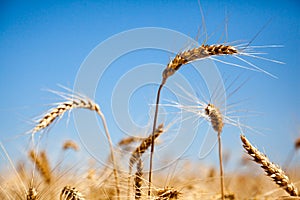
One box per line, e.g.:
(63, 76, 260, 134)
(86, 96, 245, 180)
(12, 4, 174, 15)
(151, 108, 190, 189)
(0, 0, 299, 170)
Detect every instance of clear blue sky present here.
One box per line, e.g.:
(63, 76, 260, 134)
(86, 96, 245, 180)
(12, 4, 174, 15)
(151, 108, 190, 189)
(0, 0, 299, 170)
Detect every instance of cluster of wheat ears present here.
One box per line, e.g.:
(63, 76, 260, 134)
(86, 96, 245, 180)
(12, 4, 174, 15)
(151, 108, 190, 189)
(1, 29, 299, 200)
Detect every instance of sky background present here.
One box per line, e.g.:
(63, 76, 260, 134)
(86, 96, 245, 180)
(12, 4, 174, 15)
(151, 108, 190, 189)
(0, 0, 299, 172)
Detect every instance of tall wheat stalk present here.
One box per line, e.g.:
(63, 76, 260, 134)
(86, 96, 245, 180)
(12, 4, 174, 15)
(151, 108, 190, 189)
(148, 44, 239, 196)
(31, 90, 120, 199)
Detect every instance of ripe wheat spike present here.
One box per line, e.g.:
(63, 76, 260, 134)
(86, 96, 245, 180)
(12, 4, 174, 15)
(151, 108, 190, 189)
(149, 43, 250, 195)
(26, 186, 37, 200)
(128, 124, 164, 198)
(240, 134, 299, 196)
(129, 124, 164, 172)
(204, 103, 225, 200)
(162, 44, 238, 84)
(60, 186, 85, 200)
(31, 89, 120, 199)
(155, 187, 180, 200)
(28, 150, 52, 184)
(32, 99, 99, 134)
(134, 159, 143, 199)
(205, 103, 224, 133)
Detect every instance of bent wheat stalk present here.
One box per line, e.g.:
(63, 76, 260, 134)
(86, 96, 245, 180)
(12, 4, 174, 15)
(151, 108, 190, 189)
(240, 134, 299, 196)
(148, 44, 240, 196)
(31, 91, 120, 199)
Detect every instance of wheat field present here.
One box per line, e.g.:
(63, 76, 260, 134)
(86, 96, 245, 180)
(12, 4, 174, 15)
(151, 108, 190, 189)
(1, 1, 299, 200)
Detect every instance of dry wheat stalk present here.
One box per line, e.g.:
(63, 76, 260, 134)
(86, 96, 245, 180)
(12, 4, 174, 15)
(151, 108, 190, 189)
(26, 186, 37, 200)
(28, 150, 51, 184)
(62, 140, 79, 151)
(155, 187, 180, 200)
(148, 43, 240, 195)
(240, 134, 299, 196)
(128, 124, 164, 199)
(31, 91, 120, 199)
(60, 186, 85, 200)
(204, 103, 225, 200)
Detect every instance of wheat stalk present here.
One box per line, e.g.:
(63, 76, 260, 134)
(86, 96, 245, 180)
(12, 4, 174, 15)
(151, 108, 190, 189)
(28, 150, 51, 184)
(205, 103, 225, 200)
(240, 134, 299, 196)
(60, 186, 85, 200)
(31, 90, 120, 199)
(148, 43, 240, 195)
(128, 124, 164, 199)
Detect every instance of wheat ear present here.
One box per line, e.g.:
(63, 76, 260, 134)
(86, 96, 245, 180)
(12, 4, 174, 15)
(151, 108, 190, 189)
(28, 150, 51, 184)
(26, 186, 37, 200)
(134, 159, 143, 199)
(240, 134, 299, 196)
(155, 187, 180, 200)
(205, 103, 225, 200)
(32, 91, 120, 199)
(148, 44, 238, 195)
(60, 186, 85, 200)
(128, 124, 164, 199)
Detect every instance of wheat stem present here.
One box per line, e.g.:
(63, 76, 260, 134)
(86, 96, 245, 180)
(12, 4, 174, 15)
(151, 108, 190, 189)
(148, 84, 164, 196)
(96, 109, 120, 200)
(218, 132, 225, 200)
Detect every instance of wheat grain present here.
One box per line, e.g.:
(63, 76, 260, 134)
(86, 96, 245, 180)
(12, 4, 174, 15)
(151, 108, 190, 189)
(60, 186, 85, 200)
(28, 150, 51, 184)
(240, 134, 299, 196)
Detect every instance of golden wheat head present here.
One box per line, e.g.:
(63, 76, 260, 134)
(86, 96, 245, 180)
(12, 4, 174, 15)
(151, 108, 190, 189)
(60, 186, 85, 200)
(26, 186, 37, 200)
(28, 150, 51, 184)
(204, 103, 224, 133)
(241, 134, 299, 196)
